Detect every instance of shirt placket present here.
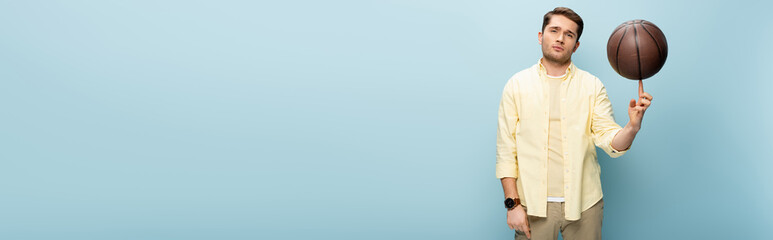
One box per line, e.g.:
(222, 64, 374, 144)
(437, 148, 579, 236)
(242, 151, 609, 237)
(542, 76, 549, 190)
(560, 75, 570, 200)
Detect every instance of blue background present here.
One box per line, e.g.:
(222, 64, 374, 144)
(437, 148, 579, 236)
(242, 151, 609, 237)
(1, 0, 771, 239)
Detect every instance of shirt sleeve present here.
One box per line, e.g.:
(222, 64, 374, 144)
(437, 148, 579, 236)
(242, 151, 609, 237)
(590, 78, 628, 158)
(496, 79, 520, 179)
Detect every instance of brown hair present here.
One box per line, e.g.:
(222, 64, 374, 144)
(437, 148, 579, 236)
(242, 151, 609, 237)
(542, 7, 584, 41)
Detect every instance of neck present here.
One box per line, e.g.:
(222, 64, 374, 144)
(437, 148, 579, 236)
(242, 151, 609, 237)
(541, 58, 571, 76)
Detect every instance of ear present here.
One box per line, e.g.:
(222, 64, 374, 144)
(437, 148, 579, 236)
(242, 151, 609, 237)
(538, 32, 543, 45)
(573, 41, 580, 53)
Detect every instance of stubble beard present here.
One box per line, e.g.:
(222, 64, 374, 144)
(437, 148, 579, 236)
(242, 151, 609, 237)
(542, 47, 572, 66)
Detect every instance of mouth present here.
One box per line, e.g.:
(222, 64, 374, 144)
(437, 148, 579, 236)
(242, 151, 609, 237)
(552, 46, 564, 51)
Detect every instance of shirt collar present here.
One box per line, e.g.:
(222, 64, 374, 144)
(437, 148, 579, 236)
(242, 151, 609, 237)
(538, 58, 575, 81)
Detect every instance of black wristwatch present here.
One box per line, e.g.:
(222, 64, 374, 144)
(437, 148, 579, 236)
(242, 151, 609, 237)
(504, 197, 521, 210)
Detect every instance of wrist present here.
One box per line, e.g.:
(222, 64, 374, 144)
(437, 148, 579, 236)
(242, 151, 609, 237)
(504, 197, 521, 210)
(625, 122, 641, 132)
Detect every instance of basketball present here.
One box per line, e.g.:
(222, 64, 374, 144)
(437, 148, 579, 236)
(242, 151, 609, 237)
(606, 20, 668, 80)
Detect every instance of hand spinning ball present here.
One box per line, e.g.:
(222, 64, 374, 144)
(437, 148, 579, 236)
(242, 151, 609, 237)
(607, 20, 668, 80)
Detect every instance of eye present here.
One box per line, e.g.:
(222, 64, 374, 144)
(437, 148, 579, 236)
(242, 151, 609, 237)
(551, 30, 557, 33)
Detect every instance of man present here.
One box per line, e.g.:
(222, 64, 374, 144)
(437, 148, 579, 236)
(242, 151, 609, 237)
(495, 7, 653, 240)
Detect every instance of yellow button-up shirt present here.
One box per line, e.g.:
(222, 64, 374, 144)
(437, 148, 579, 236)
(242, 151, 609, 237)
(496, 59, 628, 220)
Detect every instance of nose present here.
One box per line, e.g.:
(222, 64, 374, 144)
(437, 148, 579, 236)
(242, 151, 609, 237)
(556, 34, 564, 43)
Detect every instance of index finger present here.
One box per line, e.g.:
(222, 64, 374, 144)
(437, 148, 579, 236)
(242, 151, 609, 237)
(638, 80, 644, 98)
(524, 225, 531, 239)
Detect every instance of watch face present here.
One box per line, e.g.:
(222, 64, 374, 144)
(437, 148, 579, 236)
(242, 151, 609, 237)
(505, 198, 515, 208)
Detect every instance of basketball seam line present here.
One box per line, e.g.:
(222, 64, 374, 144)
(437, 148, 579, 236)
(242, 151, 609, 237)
(641, 22, 659, 29)
(640, 24, 663, 61)
(634, 22, 642, 80)
(611, 25, 626, 36)
(615, 27, 628, 76)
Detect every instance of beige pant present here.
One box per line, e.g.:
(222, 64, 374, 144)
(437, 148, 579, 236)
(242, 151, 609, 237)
(515, 199, 604, 240)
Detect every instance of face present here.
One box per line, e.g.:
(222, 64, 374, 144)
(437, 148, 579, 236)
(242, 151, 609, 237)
(538, 15, 580, 65)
